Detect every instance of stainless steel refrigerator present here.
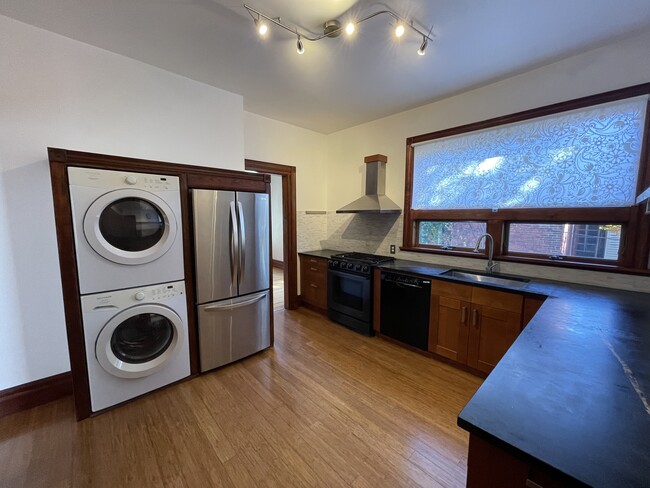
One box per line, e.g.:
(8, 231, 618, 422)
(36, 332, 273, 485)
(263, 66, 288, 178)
(192, 189, 271, 372)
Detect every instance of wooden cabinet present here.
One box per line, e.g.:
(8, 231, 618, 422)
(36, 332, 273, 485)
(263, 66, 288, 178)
(429, 280, 523, 374)
(299, 254, 328, 311)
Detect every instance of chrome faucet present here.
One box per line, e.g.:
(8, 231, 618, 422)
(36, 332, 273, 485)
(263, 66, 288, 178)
(474, 233, 498, 273)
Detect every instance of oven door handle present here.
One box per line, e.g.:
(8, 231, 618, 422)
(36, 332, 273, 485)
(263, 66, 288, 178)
(327, 269, 371, 281)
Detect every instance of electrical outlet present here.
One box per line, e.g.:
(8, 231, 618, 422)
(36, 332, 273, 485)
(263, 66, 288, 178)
(390, 244, 396, 254)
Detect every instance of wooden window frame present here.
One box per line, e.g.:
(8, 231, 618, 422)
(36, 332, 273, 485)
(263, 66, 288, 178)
(402, 83, 650, 275)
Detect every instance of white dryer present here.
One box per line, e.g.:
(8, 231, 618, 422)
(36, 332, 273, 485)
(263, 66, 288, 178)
(81, 281, 190, 412)
(68, 167, 184, 294)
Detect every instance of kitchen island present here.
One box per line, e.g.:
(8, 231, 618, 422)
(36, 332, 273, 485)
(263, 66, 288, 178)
(378, 259, 650, 488)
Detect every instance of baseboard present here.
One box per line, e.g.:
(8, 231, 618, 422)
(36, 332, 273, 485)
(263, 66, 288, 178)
(0, 372, 73, 418)
(272, 259, 284, 270)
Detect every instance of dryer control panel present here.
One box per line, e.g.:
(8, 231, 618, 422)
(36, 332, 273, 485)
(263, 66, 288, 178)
(68, 167, 180, 191)
(81, 281, 185, 312)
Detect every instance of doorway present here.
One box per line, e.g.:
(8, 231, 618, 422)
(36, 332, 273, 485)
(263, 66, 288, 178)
(244, 159, 298, 310)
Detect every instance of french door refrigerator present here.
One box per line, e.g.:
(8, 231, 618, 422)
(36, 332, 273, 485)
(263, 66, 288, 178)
(192, 189, 271, 372)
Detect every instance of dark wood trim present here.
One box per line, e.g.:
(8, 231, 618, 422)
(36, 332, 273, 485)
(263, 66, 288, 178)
(402, 83, 650, 275)
(48, 147, 268, 184)
(179, 174, 199, 374)
(406, 82, 650, 146)
(0, 372, 72, 418)
(49, 148, 271, 419)
(364, 154, 387, 164)
(272, 259, 284, 270)
(400, 245, 650, 276)
(410, 208, 633, 222)
(49, 159, 92, 420)
(245, 159, 299, 310)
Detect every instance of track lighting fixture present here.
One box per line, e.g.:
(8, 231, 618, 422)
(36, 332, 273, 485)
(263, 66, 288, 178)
(254, 17, 268, 36)
(244, 4, 434, 57)
(418, 37, 428, 56)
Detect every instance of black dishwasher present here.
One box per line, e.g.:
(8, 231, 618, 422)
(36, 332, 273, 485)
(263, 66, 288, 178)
(380, 272, 431, 351)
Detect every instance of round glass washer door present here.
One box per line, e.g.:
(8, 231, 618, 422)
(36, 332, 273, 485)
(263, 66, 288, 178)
(83, 188, 178, 266)
(95, 304, 184, 379)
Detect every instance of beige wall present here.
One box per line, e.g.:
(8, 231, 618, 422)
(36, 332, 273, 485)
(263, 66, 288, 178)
(244, 112, 329, 253)
(324, 29, 650, 292)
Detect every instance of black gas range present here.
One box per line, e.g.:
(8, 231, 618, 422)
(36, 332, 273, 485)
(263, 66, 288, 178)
(328, 252, 395, 275)
(327, 252, 394, 335)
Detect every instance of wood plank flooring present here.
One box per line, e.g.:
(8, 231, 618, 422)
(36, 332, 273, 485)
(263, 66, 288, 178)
(0, 308, 482, 488)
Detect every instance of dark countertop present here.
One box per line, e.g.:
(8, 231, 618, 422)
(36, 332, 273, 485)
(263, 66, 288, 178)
(377, 258, 650, 487)
(298, 249, 342, 259)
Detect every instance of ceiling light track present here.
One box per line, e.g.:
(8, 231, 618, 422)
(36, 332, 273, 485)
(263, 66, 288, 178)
(243, 4, 434, 55)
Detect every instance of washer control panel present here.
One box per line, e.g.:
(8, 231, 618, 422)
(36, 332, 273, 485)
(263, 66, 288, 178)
(68, 167, 179, 191)
(81, 281, 185, 312)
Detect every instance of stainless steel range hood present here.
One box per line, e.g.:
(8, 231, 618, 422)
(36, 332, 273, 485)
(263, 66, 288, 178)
(336, 154, 402, 214)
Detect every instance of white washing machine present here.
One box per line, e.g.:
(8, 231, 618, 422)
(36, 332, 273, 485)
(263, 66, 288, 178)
(81, 281, 190, 412)
(68, 167, 185, 294)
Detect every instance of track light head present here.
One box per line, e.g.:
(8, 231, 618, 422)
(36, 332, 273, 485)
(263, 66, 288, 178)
(254, 17, 268, 36)
(418, 37, 428, 56)
(243, 4, 433, 58)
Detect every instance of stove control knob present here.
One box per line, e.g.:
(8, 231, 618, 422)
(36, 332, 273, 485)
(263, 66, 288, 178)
(362, 265, 369, 273)
(340, 262, 346, 269)
(125, 175, 138, 185)
(347, 263, 354, 270)
(134, 292, 145, 301)
(355, 264, 362, 271)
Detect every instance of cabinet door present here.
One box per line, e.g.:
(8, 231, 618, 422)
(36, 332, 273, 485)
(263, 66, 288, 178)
(429, 281, 473, 363)
(430, 294, 471, 363)
(467, 305, 521, 374)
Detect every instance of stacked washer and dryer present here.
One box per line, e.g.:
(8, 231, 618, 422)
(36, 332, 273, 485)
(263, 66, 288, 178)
(68, 167, 190, 413)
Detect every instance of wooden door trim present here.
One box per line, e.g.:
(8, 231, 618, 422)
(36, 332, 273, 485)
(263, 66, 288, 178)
(245, 159, 299, 309)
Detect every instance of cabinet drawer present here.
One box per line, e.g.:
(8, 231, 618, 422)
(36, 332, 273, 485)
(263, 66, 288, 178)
(431, 279, 473, 300)
(301, 256, 328, 277)
(471, 287, 522, 313)
(302, 280, 327, 309)
(303, 264, 327, 283)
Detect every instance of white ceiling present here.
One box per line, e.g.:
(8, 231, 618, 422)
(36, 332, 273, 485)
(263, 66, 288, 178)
(2, 0, 650, 133)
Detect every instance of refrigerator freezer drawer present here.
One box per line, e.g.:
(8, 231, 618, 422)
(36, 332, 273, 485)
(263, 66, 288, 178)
(197, 290, 271, 372)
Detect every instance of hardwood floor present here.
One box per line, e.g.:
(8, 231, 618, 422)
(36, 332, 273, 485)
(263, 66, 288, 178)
(0, 308, 482, 487)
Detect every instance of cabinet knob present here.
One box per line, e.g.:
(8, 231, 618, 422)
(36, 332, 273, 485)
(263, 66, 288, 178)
(310, 267, 318, 271)
(461, 306, 468, 324)
(310, 283, 318, 288)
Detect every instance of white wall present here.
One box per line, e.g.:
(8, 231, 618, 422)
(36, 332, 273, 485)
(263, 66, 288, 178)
(244, 112, 329, 253)
(326, 29, 650, 292)
(0, 15, 245, 390)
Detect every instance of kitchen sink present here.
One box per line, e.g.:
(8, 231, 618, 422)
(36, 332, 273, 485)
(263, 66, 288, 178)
(440, 269, 530, 288)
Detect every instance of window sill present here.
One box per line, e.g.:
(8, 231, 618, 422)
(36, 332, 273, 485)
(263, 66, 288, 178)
(399, 246, 650, 277)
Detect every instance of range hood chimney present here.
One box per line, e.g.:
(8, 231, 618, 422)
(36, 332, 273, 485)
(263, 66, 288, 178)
(336, 154, 402, 214)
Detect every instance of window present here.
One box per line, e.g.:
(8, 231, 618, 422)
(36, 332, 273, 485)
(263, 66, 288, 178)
(418, 221, 486, 249)
(403, 84, 650, 272)
(506, 223, 622, 262)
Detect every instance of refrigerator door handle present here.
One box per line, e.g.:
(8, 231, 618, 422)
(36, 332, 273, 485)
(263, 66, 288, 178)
(203, 292, 267, 311)
(237, 200, 246, 285)
(229, 201, 239, 289)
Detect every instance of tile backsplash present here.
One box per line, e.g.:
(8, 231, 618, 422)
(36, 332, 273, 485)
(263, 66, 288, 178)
(312, 212, 650, 293)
